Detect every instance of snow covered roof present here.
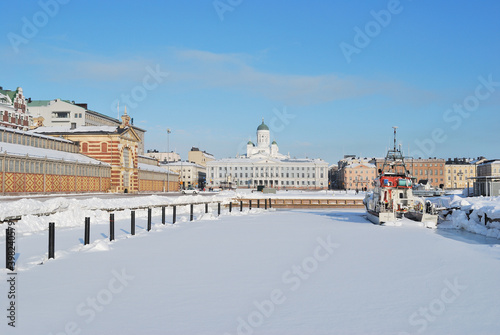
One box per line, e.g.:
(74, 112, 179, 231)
(479, 160, 500, 166)
(208, 156, 327, 165)
(0, 141, 109, 166)
(1, 126, 73, 143)
(138, 163, 178, 174)
(160, 161, 205, 169)
(31, 126, 118, 134)
(345, 163, 376, 169)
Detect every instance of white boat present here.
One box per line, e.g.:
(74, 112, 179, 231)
(363, 127, 439, 225)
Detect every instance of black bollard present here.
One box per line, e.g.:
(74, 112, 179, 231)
(162, 206, 166, 225)
(249, 200, 252, 210)
(84, 217, 90, 245)
(6, 227, 15, 271)
(229, 202, 232, 213)
(147, 208, 152, 231)
(240, 201, 243, 212)
(257, 199, 260, 208)
(48, 222, 55, 259)
(265, 199, 267, 210)
(173, 205, 176, 224)
(109, 213, 115, 241)
(218, 202, 221, 216)
(190, 204, 194, 221)
(269, 198, 272, 209)
(131, 210, 136, 236)
(205, 203, 209, 213)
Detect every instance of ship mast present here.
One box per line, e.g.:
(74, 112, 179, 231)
(393, 126, 398, 153)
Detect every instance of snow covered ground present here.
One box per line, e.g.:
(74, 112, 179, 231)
(1, 196, 500, 334)
(431, 194, 500, 239)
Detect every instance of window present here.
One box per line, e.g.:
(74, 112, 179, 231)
(82, 143, 88, 152)
(52, 111, 70, 119)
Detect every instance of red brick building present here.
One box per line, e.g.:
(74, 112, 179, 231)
(0, 86, 32, 130)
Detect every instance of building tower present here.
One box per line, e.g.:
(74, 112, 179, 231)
(256, 118, 270, 149)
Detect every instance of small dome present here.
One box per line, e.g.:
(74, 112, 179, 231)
(247, 140, 254, 146)
(257, 118, 269, 131)
(272, 140, 278, 145)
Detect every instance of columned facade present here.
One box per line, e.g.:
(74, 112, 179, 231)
(207, 119, 329, 190)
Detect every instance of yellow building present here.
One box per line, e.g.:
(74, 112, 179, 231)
(188, 147, 215, 167)
(444, 157, 486, 189)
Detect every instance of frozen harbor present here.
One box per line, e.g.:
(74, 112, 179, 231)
(1, 196, 500, 334)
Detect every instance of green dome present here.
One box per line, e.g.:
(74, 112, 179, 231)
(272, 140, 278, 145)
(247, 140, 254, 145)
(257, 119, 269, 131)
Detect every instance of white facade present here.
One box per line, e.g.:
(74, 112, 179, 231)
(207, 120, 329, 189)
(28, 99, 87, 128)
(147, 151, 181, 163)
(160, 161, 205, 188)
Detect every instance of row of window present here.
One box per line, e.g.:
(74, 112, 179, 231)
(213, 172, 322, 179)
(232, 180, 318, 186)
(0, 157, 110, 177)
(0, 131, 78, 153)
(0, 110, 31, 121)
(52, 112, 83, 119)
(212, 166, 324, 172)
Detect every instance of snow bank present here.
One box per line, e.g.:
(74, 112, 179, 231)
(431, 195, 500, 239)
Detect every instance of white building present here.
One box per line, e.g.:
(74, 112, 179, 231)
(28, 99, 146, 154)
(146, 150, 181, 163)
(160, 161, 206, 189)
(207, 119, 329, 190)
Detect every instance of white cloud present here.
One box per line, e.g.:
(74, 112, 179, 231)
(169, 48, 436, 106)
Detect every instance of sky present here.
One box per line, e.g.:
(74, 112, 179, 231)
(1, 0, 499, 164)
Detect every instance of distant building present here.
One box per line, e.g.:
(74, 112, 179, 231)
(376, 157, 446, 188)
(31, 111, 177, 193)
(28, 99, 146, 154)
(145, 150, 181, 163)
(188, 147, 215, 167)
(0, 86, 32, 130)
(207, 119, 329, 190)
(472, 160, 500, 196)
(444, 157, 486, 189)
(161, 161, 205, 189)
(337, 156, 376, 190)
(0, 125, 110, 194)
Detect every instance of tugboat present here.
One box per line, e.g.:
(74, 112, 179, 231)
(363, 127, 439, 225)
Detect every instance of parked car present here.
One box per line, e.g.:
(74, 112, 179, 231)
(182, 187, 199, 195)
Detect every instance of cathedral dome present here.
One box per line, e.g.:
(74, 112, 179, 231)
(257, 119, 269, 131)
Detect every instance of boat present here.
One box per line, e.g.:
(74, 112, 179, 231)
(363, 127, 439, 225)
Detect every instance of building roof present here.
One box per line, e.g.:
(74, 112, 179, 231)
(208, 156, 327, 165)
(272, 140, 278, 145)
(479, 160, 500, 166)
(257, 119, 269, 131)
(0, 141, 108, 166)
(160, 161, 205, 169)
(1, 125, 73, 143)
(138, 162, 178, 174)
(0, 88, 18, 102)
(27, 100, 52, 107)
(31, 126, 119, 134)
(345, 163, 376, 169)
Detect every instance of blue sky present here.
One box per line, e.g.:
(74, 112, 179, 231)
(2, 0, 499, 164)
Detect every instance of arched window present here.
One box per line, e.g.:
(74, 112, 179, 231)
(82, 142, 88, 152)
(101, 142, 107, 153)
(123, 148, 130, 167)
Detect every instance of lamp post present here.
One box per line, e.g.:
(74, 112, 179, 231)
(167, 128, 171, 192)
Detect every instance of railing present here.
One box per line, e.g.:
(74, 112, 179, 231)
(3, 199, 270, 270)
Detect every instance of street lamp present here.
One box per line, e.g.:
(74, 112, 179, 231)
(167, 128, 171, 192)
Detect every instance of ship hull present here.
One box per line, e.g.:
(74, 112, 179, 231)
(366, 209, 397, 225)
